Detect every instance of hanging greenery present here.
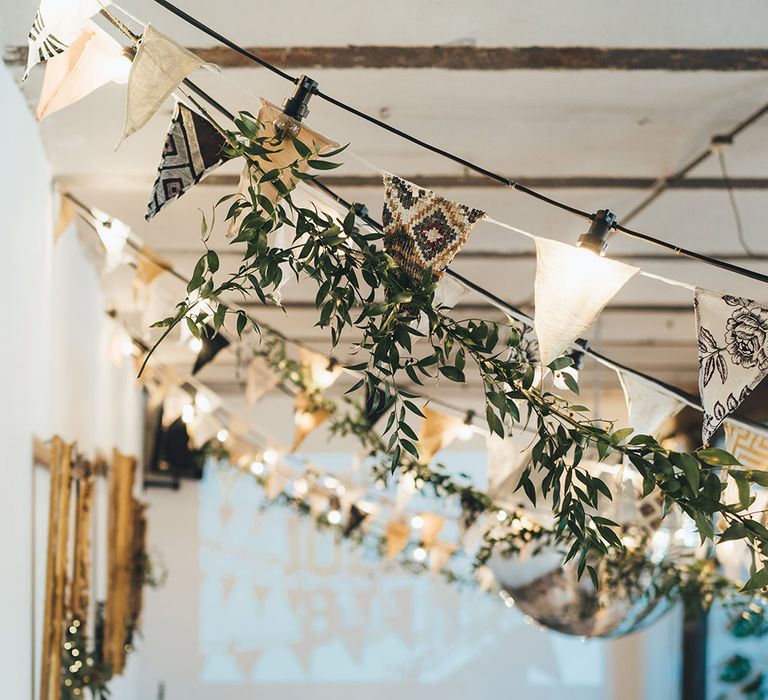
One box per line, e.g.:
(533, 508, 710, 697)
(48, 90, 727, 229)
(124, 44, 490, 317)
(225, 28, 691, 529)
(144, 106, 768, 598)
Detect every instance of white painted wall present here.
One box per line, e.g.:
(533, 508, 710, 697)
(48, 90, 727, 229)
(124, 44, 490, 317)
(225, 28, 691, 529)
(0, 63, 145, 699)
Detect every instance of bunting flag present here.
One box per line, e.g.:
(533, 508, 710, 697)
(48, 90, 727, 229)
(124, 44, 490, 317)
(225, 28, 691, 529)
(145, 102, 231, 220)
(245, 356, 279, 408)
(429, 540, 458, 574)
(695, 288, 768, 443)
(725, 423, 768, 471)
(91, 209, 130, 272)
(132, 249, 170, 295)
(418, 512, 445, 548)
(192, 325, 230, 375)
(381, 174, 484, 287)
(486, 433, 533, 496)
(299, 348, 343, 390)
(264, 471, 289, 500)
(36, 22, 130, 121)
(22, 0, 108, 81)
(54, 191, 76, 241)
(617, 370, 685, 439)
(118, 24, 208, 146)
(291, 391, 331, 452)
(416, 406, 463, 463)
(533, 237, 639, 367)
(384, 520, 410, 559)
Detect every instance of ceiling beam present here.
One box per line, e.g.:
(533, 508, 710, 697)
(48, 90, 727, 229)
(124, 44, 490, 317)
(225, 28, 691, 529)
(7, 45, 768, 71)
(200, 173, 768, 190)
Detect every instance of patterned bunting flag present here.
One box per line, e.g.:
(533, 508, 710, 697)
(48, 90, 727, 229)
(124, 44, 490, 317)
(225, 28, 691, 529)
(192, 325, 230, 375)
(22, 0, 108, 81)
(381, 174, 484, 287)
(146, 102, 231, 220)
(36, 22, 130, 121)
(725, 423, 768, 471)
(617, 370, 685, 439)
(118, 24, 207, 146)
(533, 237, 639, 366)
(695, 288, 768, 443)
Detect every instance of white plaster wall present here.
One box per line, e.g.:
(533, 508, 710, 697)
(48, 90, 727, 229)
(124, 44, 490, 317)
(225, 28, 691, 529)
(0, 63, 145, 699)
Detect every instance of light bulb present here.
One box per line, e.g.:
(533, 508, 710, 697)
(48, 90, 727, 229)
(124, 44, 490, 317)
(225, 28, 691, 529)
(250, 460, 264, 476)
(293, 478, 308, 495)
(263, 448, 278, 465)
(411, 515, 424, 529)
(195, 391, 212, 413)
(273, 113, 301, 140)
(188, 336, 203, 354)
(216, 428, 229, 443)
(181, 404, 195, 424)
(296, 411, 316, 430)
(457, 423, 474, 442)
(327, 509, 341, 525)
(576, 209, 616, 256)
(496, 510, 508, 522)
(412, 546, 427, 562)
(120, 335, 136, 358)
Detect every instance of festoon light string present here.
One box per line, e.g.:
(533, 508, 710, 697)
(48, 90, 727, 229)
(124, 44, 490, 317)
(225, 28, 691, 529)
(133, 0, 768, 286)
(90, 3, 768, 440)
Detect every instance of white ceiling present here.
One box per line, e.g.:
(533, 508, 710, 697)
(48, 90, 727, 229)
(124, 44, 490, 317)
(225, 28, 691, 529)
(4, 0, 768, 422)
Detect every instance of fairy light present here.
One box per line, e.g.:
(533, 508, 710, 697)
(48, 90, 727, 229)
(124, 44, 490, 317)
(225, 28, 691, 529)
(412, 546, 427, 562)
(188, 336, 203, 353)
(250, 460, 264, 475)
(216, 428, 229, 442)
(496, 510, 508, 522)
(327, 509, 341, 525)
(576, 209, 616, 257)
(263, 448, 279, 465)
(293, 478, 309, 496)
(181, 403, 195, 424)
(411, 515, 424, 529)
(314, 357, 340, 389)
(194, 391, 212, 414)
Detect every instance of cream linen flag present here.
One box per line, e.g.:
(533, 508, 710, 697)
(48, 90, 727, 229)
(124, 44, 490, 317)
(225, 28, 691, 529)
(384, 520, 410, 559)
(36, 22, 130, 121)
(118, 24, 208, 146)
(54, 192, 76, 241)
(22, 0, 108, 80)
(695, 288, 768, 443)
(617, 371, 685, 439)
(291, 391, 330, 452)
(417, 406, 463, 464)
(429, 540, 458, 574)
(300, 348, 343, 390)
(418, 512, 445, 548)
(245, 356, 279, 407)
(533, 237, 639, 366)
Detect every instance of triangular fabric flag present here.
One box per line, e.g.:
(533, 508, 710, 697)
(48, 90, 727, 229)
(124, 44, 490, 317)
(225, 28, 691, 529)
(54, 192, 76, 241)
(617, 370, 685, 439)
(381, 174, 484, 287)
(486, 432, 533, 496)
(418, 512, 445, 548)
(245, 356, 279, 408)
(192, 325, 230, 375)
(725, 423, 768, 471)
(118, 24, 207, 146)
(429, 540, 458, 574)
(91, 209, 130, 272)
(132, 249, 170, 294)
(36, 22, 130, 121)
(146, 101, 231, 219)
(291, 391, 330, 452)
(22, 0, 108, 81)
(416, 406, 463, 463)
(695, 288, 768, 443)
(384, 520, 410, 560)
(533, 237, 639, 366)
(226, 99, 338, 237)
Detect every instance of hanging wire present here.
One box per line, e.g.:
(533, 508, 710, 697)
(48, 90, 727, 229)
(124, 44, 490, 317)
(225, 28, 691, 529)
(716, 146, 755, 256)
(136, 0, 768, 285)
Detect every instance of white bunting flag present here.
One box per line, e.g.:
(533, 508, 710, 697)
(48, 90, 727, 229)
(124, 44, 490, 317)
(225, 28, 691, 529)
(245, 357, 279, 408)
(486, 432, 533, 495)
(22, 0, 109, 81)
(695, 288, 768, 443)
(533, 237, 639, 366)
(36, 22, 130, 121)
(617, 370, 685, 439)
(118, 24, 208, 146)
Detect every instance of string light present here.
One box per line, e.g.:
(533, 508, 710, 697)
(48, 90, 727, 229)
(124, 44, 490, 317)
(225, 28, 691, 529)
(216, 428, 229, 442)
(576, 209, 617, 256)
(314, 357, 340, 389)
(411, 515, 424, 529)
(412, 546, 427, 562)
(249, 460, 264, 475)
(327, 509, 341, 525)
(457, 410, 475, 442)
(188, 336, 203, 353)
(496, 510, 508, 522)
(292, 477, 309, 495)
(273, 74, 317, 139)
(181, 403, 195, 424)
(263, 448, 279, 465)
(194, 391, 212, 413)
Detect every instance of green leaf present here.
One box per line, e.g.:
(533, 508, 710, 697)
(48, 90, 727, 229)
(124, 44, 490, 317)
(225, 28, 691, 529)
(678, 453, 700, 493)
(548, 356, 574, 371)
(741, 566, 768, 592)
(719, 522, 748, 543)
(698, 447, 741, 466)
(206, 250, 220, 273)
(307, 159, 343, 170)
(439, 366, 465, 383)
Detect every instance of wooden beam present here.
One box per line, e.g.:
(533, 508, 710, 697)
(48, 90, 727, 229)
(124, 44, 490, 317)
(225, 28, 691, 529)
(7, 45, 768, 71)
(200, 173, 768, 190)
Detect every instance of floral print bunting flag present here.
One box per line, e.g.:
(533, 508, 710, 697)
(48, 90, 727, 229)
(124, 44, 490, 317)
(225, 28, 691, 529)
(381, 174, 484, 287)
(695, 288, 768, 443)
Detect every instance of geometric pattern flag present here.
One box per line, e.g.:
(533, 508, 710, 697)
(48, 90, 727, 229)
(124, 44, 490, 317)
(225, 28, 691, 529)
(36, 22, 130, 121)
(226, 99, 338, 237)
(22, 0, 108, 81)
(724, 423, 768, 471)
(695, 288, 768, 443)
(145, 101, 231, 220)
(533, 237, 639, 367)
(416, 406, 464, 464)
(617, 370, 685, 439)
(381, 174, 484, 288)
(118, 24, 207, 146)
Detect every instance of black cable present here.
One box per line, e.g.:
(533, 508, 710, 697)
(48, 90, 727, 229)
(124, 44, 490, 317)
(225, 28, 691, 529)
(717, 148, 754, 256)
(144, 0, 768, 286)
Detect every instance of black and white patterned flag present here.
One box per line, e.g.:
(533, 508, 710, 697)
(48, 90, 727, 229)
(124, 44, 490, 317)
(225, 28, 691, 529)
(695, 288, 768, 443)
(146, 102, 231, 220)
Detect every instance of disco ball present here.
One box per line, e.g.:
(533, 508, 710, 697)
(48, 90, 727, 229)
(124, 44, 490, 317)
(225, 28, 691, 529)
(488, 537, 681, 638)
